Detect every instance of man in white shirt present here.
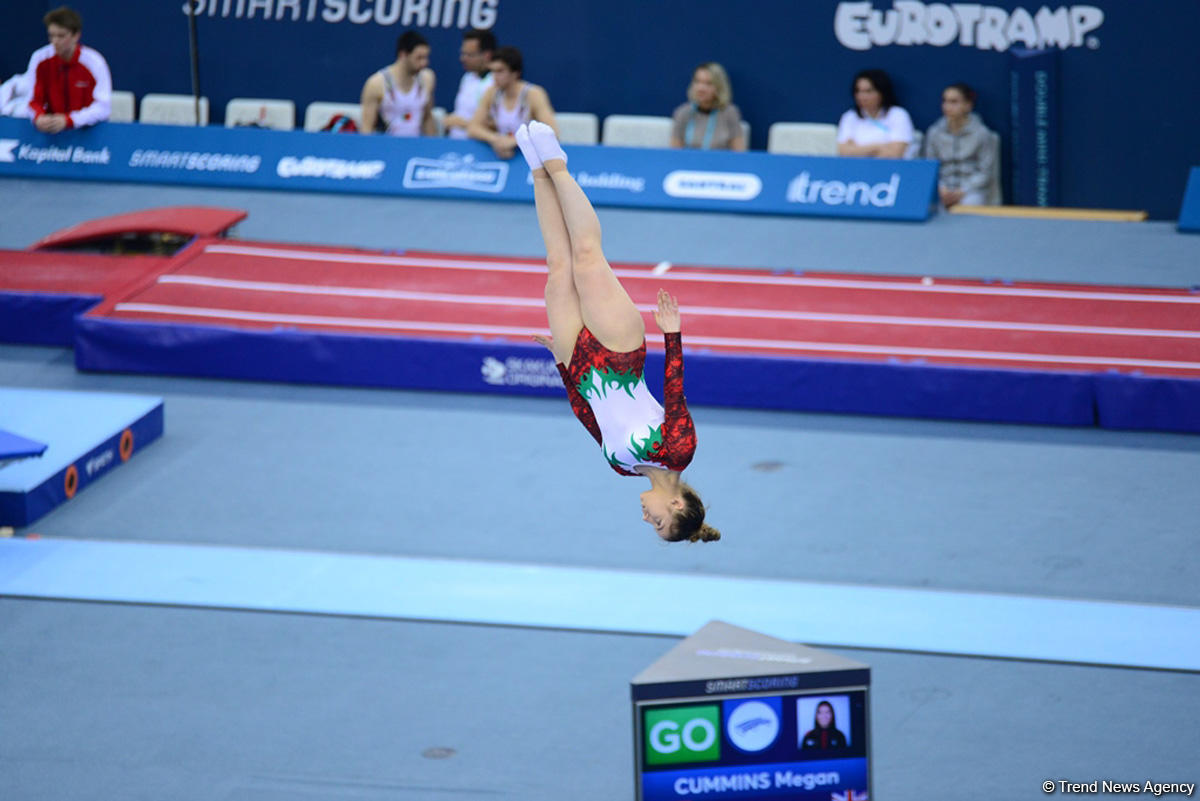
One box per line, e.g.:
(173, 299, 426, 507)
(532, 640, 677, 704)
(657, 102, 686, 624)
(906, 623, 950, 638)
(443, 29, 495, 140)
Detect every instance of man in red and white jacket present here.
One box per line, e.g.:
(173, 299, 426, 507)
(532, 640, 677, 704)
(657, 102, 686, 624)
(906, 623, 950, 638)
(27, 6, 111, 134)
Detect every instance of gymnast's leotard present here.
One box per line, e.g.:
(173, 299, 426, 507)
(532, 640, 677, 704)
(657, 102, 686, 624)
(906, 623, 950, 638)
(555, 326, 696, 476)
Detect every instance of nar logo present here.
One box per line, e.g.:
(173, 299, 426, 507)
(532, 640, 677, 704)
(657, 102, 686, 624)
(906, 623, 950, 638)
(403, 153, 508, 193)
(0, 139, 18, 163)
(662, 170, 762, 201)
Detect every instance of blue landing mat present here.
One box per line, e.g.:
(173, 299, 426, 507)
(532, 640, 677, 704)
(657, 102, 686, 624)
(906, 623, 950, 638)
(2, 538, 1196, 672)
(0, 389, 164, 527)
(72, 317, 1200, 433)
(0, 428, 48, 461)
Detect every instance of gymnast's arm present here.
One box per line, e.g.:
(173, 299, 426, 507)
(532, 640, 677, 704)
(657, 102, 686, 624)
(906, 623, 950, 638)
(656, 291, 697, 468)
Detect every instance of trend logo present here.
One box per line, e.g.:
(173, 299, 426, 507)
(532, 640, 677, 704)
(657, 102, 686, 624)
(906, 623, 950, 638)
(725, 698, 781, 753)
(0, 139, 18, 163)
(644, 704, 721, 766)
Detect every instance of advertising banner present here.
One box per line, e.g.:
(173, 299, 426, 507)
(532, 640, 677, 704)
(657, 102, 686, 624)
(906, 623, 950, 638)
(1178, 167, 1200, 233)
(1009, 48, 1060, 207)
(0, 117, 938, 221)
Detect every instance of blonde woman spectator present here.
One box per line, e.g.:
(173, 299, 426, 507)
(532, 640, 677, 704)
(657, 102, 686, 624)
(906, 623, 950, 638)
(923, 83, 998, 207)
(837, 68, 912, 158)
(670, 62, 746, 151)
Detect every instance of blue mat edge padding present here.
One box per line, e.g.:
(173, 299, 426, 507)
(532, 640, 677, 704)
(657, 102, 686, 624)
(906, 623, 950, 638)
(0, 403, 164, 528)
(2, 538, 1198, 672)
(72, 314, 1200, 432)
(0, 291, 102, 346)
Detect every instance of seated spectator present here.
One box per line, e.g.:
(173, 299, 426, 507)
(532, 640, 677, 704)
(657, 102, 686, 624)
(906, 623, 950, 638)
(836, 69, 912, 159)
(467, 46, 557, 159)
(27, 6, 111, 133)
(670, 62, 746, 151)
(923, 83, 998, 208)
(359, 30, 436, 136)
(443, 28, 495, 140)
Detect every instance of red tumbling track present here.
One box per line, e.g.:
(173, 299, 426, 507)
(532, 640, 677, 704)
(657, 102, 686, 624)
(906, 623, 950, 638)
(81, 239, 1200, 377)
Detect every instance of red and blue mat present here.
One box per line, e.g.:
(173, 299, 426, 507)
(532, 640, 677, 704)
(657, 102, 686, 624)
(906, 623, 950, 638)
(3, 210, 1198, 432)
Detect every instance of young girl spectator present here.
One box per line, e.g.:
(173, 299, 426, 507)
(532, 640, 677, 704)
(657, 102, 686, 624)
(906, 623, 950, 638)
(670, 62, 746, 151)
(836, 69, 912, 159)
(923, 82, 999, 207)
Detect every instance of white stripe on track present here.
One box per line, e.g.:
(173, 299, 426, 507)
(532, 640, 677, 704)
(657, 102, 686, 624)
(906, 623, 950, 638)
(159, 274, 1200, 340)
(111, 302, 1200, 370)
(201, 243, 1200, 304)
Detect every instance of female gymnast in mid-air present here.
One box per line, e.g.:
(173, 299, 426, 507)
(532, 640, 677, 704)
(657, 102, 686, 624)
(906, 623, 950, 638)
(515, 121, 720, 543)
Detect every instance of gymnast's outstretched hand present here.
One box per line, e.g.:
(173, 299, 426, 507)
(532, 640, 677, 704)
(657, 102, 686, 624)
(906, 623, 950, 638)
(531, 333, 554, 352)
(653, 289, 680, 334)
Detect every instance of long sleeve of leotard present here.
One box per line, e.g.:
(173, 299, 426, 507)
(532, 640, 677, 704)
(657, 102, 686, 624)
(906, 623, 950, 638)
(653, 332, 697, 471)
(556, 362, 602, 445)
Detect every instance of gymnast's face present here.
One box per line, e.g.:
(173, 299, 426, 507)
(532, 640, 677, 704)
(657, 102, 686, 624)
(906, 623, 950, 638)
(641, 488, 684, 540)
(402, 44, 430, 73)
(47, 23, 80, 61)
(491, 61, 520, 92)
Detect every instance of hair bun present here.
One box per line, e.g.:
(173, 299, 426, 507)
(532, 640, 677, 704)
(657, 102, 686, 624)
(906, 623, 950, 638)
(690, 524, 721, 543)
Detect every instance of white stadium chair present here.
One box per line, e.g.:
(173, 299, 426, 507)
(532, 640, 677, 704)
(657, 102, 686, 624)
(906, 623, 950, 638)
(556, 112, 599, 145)
(303, 101, 361, 132)
(224, 98, 295, 130)
(140, 93, 209, 126)
(767, 122, 838, 156)
(109, 90, 135, 123)
(602, 114, 673, 148)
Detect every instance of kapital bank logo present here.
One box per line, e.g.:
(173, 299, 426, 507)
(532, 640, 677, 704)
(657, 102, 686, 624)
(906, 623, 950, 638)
(725, 699, 781, 753)
(662, 170, 762, 201)
(0, 139, 18, 162)
(403, 153, 508, 193)
(645, 705, 721, 766)
(834, 2, 1105, 51)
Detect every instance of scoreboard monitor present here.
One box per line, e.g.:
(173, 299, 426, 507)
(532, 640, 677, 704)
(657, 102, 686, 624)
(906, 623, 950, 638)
(632, 621, 871, 801)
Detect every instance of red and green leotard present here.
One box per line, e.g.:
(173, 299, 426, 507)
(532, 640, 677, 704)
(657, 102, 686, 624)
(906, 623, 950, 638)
(555, 326, 697, 476)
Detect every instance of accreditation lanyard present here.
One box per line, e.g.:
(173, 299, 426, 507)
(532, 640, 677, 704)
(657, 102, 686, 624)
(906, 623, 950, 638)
(684, 104, 718, 150)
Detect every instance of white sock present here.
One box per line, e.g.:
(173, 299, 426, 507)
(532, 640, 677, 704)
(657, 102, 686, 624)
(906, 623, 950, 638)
(528, 120, 567, 165)
(514, 124, 542, 170)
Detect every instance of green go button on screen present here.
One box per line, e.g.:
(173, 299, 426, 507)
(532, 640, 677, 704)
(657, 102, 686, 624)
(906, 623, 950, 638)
(644, 705, 721, 765)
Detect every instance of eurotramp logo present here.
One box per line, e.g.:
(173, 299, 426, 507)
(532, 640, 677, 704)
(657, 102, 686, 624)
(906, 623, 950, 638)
(725, 698, 781, 753)
(834, 2, 1105, 51)
(645, 705, 721, 766)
